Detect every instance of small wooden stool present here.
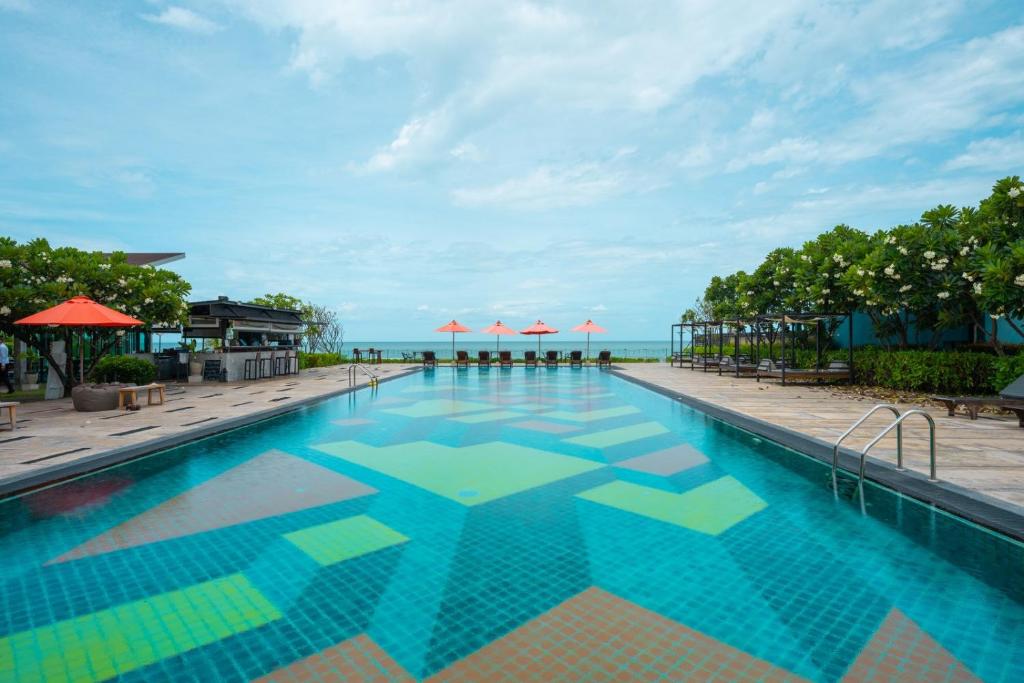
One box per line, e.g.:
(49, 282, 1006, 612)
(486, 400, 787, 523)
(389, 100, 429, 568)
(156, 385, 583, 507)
(118, 384, 166, 410)
(0, 401, 17, 431)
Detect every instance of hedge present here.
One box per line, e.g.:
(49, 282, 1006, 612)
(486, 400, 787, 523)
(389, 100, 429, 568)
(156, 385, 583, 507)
(90, 355, 157, 386)
(297, 351, 344, 369)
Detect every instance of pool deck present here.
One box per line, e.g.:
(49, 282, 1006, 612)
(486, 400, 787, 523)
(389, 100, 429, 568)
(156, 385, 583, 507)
(613, 363, 1024, 535)
(0, 364, 418, 497)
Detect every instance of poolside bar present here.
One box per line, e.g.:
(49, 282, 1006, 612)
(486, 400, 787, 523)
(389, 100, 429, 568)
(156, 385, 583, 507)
(181, 297, 304, 381)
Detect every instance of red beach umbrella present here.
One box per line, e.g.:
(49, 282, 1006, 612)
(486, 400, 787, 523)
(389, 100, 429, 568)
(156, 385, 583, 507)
(572, 319, 606, 363)
(435, 319, 471, 362)
(520, 319, 558, 354)
(16, 296, 144, 384)
(481, 320, 517, 354)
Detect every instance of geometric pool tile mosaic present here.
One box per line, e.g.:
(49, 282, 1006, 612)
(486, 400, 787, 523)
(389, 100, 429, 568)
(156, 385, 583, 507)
(284, 515, 409, 566)
(3, 368, 1023, 682)
(313, 440, 604, 506)
(253, 633, 414, 682)
(840, 608, 981, 682)
(615, 443, 710, 475)
(428, 586, 808, 681)
(576, 476, 767, 535)
(0, 573, 280, 683)
(563, 420, 669, 448)
(49, 450, 377, 565)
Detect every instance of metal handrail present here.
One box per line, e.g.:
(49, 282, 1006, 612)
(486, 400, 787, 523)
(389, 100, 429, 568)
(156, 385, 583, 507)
(859, 409, 937, 483)
(832, 404, 902, 492)
(347, 363, 379, 387)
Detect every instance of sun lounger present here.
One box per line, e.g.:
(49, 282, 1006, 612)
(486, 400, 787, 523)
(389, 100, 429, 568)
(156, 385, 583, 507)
(597, 350, 611, 368)
(671, 353, 693, 368)
(422, 351, 437, 368)
(478, 350, 491, 367)
(757, 359, 850, 383)
(718, 356, 758, 376)
(524, 351, 538, 368)
(569, 350, 583, 367)
(931, 374, 1024, 427)
(545, 350, 559, 367)
(455, 350, 470, 368)
(499, 350, 513, 368)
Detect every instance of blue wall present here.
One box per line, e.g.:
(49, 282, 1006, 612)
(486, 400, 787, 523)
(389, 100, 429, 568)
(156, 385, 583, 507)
(833, 311, 1021, 348)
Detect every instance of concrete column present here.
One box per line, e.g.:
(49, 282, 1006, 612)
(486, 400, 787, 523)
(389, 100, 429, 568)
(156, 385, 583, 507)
(45, 340, 66, 400)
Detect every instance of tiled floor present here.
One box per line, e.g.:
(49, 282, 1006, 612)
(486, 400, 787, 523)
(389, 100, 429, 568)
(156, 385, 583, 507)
(614, 364, 1024, 510)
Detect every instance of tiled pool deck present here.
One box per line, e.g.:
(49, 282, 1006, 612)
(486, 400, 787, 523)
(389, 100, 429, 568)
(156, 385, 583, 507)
(613, 364, 1024, 530)
(0, 364, 417, 496)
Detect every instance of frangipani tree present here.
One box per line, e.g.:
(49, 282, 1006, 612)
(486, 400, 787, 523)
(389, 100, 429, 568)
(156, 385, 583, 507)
(962, 177, 1024, 343)
(792, 225, 870, 330)
(0, 238, 190, 395)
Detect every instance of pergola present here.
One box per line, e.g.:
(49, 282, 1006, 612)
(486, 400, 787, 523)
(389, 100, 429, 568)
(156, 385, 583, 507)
(754, 312, 853, 386)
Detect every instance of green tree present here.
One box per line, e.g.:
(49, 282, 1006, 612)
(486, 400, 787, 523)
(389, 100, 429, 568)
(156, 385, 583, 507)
(962, 176, 1024, 343)
(792, 225, 870, 328)
(0, 238, 191, 395)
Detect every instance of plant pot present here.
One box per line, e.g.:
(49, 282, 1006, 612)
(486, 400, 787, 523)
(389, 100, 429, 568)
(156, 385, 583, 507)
(24, 373, 38, 385)
(189, 361, 201, 376)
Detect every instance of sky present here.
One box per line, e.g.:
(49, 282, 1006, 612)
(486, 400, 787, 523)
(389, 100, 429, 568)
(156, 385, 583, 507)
(1, 1, 1022, 341)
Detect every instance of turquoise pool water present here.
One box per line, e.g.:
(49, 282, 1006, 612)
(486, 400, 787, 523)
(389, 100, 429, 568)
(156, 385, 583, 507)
(1, 368, 1021, 682)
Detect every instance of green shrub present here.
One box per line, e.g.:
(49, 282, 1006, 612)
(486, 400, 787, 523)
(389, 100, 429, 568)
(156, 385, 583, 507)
(992, 354, 1024, 392)
(298, 351, 344, 369)
(90, 355, 156, 385)
(848, 348, 995, 394)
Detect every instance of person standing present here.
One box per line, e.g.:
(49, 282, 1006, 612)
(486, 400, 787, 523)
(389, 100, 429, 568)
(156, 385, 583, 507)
(0, 338, 12, 394)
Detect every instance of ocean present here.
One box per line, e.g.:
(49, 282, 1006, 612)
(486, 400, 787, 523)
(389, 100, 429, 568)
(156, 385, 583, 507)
(341, 340, 670, 360)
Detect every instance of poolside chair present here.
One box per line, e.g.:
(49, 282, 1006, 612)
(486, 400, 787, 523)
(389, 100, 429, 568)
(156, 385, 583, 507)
(596, 350, 611, 368)
(422, 351, 437, 368)
(545, 350, 559, 367)
(931, 373, 1024, 427)
(524, 350, 538, 368)
(569, 350, 583, 367)
(499, 350, 513, 368)
(478, 350, 491, 367)
(455, 350, 470, 368)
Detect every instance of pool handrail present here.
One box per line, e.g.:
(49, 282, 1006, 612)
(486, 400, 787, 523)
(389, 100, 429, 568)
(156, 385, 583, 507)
(832, 404, 902, 493)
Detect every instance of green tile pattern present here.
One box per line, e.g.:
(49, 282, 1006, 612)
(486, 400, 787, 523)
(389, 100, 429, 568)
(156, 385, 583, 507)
(284, 515, 409, 566)
(576, 476, 767, 535)
(382, 399, 495, 418)
(450, 410, 524, 424)
(542, 406, 641, 423)
(0, 574, 280, 683)
(313, 440, 603, 505)
(563, 421, 668, 448)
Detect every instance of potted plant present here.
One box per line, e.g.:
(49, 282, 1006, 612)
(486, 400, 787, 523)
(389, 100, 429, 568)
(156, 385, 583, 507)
(23, 348, 40, 387)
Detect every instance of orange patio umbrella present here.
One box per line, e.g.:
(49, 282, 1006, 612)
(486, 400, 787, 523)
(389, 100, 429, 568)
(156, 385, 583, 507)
(481, 320, 517, 354)
(520, 319, 558, 354)
(15, 295, 144, 384)
(572, 319, 606, 362)
(435, 319, 471, 361)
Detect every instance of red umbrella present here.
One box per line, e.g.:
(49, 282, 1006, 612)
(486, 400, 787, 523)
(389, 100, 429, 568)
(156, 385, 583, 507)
(520, 319, 558, 354)
(572, 319, 606, 363)
(16, 296, 143, 384)
(435, 319, 471, 362)
(481, 321, 517, 354)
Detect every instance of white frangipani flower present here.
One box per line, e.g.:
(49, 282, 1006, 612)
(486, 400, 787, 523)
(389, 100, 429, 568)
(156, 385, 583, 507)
(0, 305, 10, 316)
(1009, 187, 1021, 198)
(973, 282, 983, 294)
(0, 259, 11, 268)
(899, 284, 912, 293)
(1015, 274, 1024, 287)
(937, 291, 950, 300)
(923, 251, 936, 260)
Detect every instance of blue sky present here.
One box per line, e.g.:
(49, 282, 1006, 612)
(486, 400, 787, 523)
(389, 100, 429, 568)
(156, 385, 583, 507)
(1, 1, 1022, 341)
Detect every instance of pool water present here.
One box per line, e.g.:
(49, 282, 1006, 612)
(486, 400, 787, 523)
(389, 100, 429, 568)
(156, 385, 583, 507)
(1, 368, 1022, 682)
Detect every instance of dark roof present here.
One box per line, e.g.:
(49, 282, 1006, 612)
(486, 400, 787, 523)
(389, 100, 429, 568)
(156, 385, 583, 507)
(105, 253, 186, 267)
(188, 298, 304, 325)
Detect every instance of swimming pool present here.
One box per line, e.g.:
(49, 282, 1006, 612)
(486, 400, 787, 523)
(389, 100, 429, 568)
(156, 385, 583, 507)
(1, 368, 1021, 681)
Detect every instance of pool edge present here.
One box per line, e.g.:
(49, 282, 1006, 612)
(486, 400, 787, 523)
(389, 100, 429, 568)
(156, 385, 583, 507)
(0, 367, 423, 500)
(608, 367, 1024, 543)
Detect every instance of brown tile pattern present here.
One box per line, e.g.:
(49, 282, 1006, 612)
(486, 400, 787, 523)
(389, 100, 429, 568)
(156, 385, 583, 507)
(428, 586, 807, 682)
(253, 634, 413, 682)
(841, 608, 981, 682)
(615, 443, 709, 475)
(49, 449, 377, 564)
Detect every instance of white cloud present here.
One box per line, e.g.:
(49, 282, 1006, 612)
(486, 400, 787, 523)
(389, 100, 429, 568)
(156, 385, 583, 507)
(141, 7, 221, 34)
(944, 133, 1024, 172)
(452, 154, 662, 210)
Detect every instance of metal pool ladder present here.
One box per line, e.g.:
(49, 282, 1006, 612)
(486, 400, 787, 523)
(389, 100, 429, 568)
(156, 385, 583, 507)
(832, 404, 938, 496)
(347, 364, 379, 387)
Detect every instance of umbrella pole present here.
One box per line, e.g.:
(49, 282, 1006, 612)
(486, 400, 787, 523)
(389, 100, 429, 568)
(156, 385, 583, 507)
(79, 330, 85, 385)
(586, 332, 590, 364)
(451, 332, 455, 365)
